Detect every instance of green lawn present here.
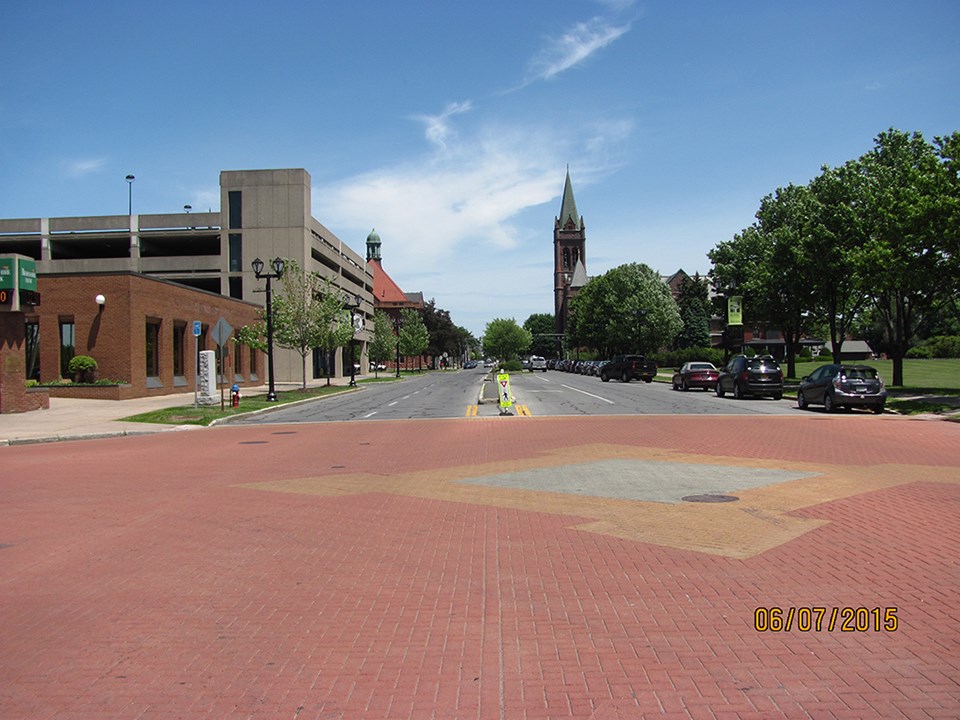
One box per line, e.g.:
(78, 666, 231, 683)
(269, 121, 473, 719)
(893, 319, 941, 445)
(790, 358, 960, 391)
(122, 383, 360, 426)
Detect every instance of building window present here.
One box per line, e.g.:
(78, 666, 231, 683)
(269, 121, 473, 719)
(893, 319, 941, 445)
(173, 322, 186, 377)
(233, 338, 243, 381)
(146, 319, 161, 378)
(229, 233, 242, 272)
(228, 276, 243, 299)
(25, 319, 40, 381)
(59, 319, 75, 378)
(228, 191, 242, 229)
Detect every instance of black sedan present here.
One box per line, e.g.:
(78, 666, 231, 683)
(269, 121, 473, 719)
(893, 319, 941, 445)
(797, 363, 886, 413)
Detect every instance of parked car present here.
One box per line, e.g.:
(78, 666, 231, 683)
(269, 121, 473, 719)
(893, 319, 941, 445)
(464, 360, 478, 369)
(672, 362, 719, 391)
(600, 354, 658, 383)
(716, 355, 783, 400)
(797, 363, 886, 413)
(529, 356, 547, 372)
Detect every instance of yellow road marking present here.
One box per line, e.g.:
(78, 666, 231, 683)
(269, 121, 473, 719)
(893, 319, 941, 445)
(465, 405, 478, 416)
(516, 404, 532, 416)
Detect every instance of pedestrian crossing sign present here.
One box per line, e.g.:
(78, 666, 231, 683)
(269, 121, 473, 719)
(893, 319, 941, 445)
(497, 373, 513, 408)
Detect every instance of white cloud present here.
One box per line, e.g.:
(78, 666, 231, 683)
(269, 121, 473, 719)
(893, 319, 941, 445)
(414, 101, 473, 151)
(66, 158, 106, 178)
(528, 17, 631, 82)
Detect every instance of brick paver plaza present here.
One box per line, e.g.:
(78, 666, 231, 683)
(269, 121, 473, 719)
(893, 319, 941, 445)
(2, 414, 958, 719)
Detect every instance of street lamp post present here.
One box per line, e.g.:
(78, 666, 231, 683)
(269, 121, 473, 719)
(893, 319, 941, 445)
(345, 294, 362, 387)
(393, 316, 403, 378)
(125, 174, 135, 215)
(252, 257, 285, 401)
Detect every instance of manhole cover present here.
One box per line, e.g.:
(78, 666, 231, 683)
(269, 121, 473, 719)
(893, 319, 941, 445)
(682, 494, 739, 503)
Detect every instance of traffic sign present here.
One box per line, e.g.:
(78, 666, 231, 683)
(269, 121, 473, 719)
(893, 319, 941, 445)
(211, 317, 233, 347)
(193, 320, 202, 337)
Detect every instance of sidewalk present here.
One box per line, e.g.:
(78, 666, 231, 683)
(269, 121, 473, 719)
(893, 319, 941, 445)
(0, 378, 352, 445)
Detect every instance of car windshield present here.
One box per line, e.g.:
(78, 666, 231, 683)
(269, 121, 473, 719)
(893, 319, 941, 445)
(747, 358, 779, 371)
(689, 363, 715, 370)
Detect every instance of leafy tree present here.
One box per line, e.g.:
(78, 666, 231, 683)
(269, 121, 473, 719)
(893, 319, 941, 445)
(673, 273, 711, 350)
(523, 313, 558, 357)
(806, 165, 869, 365)
(368, 310, 395, 377)
(398, 307, 429, 372)
(482, 318, 532, 363)
(419, 299, 459, 363)
(854, 129, 954, 385)
(569, 263, 681, 358)
(235, 258, 352, 388)
(283, 268, 354, 387)
(753, 183, 820, 377)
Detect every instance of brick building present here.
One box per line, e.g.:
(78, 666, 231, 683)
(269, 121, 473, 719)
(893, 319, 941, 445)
(28, 272, 262, 399)
(0, 168, 374, 390)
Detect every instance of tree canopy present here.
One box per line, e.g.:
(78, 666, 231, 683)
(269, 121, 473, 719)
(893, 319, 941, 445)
(567, 263, 682, 357)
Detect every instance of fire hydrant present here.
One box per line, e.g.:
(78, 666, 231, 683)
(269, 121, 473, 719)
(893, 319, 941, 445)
(231, 383, 240, 408)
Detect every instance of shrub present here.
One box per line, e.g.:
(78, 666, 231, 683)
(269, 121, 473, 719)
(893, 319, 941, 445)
(652, 347, 724, 369)
(67, 355, 98, 373)
(906, 346, 933, 359)
(929, 336, 960, 358)
(499, 359, 523, 372)
(67, 355, 98, 383)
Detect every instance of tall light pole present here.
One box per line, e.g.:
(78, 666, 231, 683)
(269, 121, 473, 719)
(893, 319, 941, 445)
(345, 293, 362, 386)
(252, 257, 285, 401)
(393, 316, 403, 378)
(125, 174, 135, 215)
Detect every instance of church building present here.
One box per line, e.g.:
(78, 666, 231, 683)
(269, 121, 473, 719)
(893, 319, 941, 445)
(554, 169, 588, 336)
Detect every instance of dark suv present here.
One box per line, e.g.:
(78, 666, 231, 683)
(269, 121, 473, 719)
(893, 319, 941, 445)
(716, 355, 783, 400)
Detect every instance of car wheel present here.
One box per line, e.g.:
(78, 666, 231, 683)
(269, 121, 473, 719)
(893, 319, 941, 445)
(621, 371, 630, 383)
(681, 380, 689, 391)
(600, 372, 610, 382)
(733, 382, 744, 399)
(773, 391, 783, 401)
(672, 381, 679, 391)
(823, 392, 835, 413)
(797, 390, 808, 410)
(872, 404, 885, 414)
(715, 383, 725, 398)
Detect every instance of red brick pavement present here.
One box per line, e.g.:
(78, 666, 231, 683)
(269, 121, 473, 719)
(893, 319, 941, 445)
(1, 415, 958, 719)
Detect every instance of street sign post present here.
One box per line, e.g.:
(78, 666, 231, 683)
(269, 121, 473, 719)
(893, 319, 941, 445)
(193, 321, 202, 408)
(211, 318, 234, 410)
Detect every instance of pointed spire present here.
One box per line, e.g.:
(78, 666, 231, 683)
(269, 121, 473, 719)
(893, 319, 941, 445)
(558, 167, 581, 230)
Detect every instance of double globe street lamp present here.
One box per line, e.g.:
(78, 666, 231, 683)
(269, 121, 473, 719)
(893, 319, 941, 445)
(251, 257, 285, 401)
(344, 293, 363, 387)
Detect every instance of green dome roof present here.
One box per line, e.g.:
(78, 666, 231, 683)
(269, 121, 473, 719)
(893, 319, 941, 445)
(367, 228, 381, 244)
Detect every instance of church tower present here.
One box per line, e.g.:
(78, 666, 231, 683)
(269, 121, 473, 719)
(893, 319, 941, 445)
(554, 168, 587, 336)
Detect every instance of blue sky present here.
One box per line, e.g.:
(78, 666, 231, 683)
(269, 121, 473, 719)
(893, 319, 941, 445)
(2, 1, 958, 337)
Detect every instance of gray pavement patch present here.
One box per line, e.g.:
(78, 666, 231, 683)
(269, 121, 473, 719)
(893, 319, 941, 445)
(458, 459, 819, 504)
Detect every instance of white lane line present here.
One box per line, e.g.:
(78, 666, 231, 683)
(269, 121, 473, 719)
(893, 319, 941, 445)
(561, 384, 616, 404)
(388, 401, 399, 407)
(364, 412, 378, 418)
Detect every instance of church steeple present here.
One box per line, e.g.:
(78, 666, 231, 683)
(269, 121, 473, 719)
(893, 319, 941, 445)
(558, 167, 582, 231)
(553, 168, 587, 336)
